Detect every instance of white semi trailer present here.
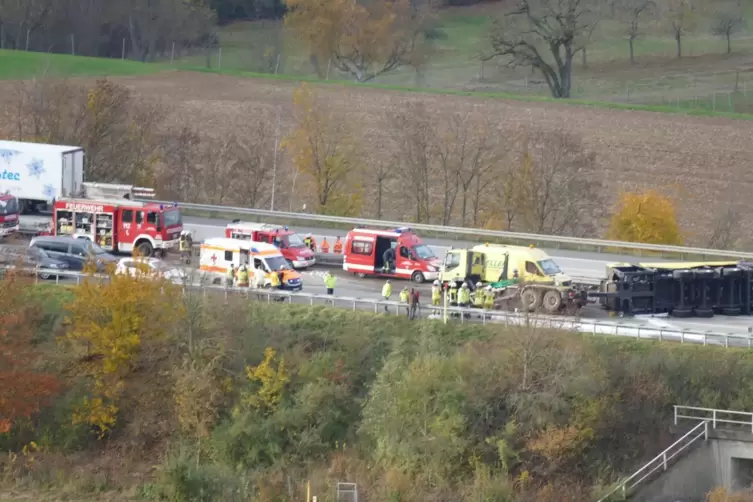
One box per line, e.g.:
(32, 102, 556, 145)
(0, 140, 85, 213)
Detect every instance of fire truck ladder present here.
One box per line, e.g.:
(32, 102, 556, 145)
(80, 182, 156, 200)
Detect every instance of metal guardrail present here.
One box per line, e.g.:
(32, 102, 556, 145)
(597, 419, 709, 501)
(9, 267, 753, 348)
(157, 200, 753, 259)
(674, 405, 753, 433)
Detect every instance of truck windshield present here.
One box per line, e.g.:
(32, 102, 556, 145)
(412, 244, 435, 259)
(285, 234, 306, 248)
(163, 209, 182, 227)
(265, 256, 289, 272)
(0, 197, 19, 215)
(538, 259, 561, 275)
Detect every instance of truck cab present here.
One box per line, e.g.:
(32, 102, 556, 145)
(199, 238, 303, 291)
(225, 221, 315, 269)
(342, 227, 440, 283)
(0, 193, 19, 237)
(440, 244, 573, 287)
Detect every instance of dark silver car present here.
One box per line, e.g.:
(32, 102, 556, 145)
(27, 247, 70, 280)
(29, 236, 118, 273)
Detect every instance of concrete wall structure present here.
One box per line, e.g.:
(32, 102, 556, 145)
(634, 429, 753, 501)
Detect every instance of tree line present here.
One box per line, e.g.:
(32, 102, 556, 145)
(3, 267, 753, 500)
(2, 76, 742, 248)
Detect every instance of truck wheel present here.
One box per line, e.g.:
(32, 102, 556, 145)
(411, 271, 425, 284)
(137, 241, 154, 257)
(542, 289, 562, 313)
(520, 288, 540, 312)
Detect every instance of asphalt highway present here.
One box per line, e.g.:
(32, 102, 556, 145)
(6, 216, 753, 342)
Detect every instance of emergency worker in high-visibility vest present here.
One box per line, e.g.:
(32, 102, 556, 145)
(324, 271, 336, 295)
(269, 269, 281, 288)
(237, 265, 249, 287)
(457, 283, 471, 308)
(381, 280, 392, 313)
(399, 287, 409, 303)
(179, 234, 189, 262)
(431, 280, 442, 306)
(225, 265, 235, 287)
(321, 238, 330, 253)
(484, 286, 495, 310)
(473, 282, 485, 308)
(333, 237, 343, 254)
(303, 234, 312, 249)
(448, 280, 458, 305)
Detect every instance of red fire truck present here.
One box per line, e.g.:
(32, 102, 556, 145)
(225, 220, 315, 269)
(49, 183, 183, 257)
(342, 227, 441, 283)
(0, 193, 19, 238)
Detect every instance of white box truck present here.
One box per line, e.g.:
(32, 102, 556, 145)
(0, 140, 84, 212)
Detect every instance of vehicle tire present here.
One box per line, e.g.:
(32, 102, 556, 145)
(722, 307, 742, 316)
(723, 268, 742, 278)
(39, 272, 51, 280)
(672, 308, 693, 318)
(136, 241, 154, 257)
(673, 270, 693, 280)
(520, 288, 540, 312)
(542, 289, 562, 314)
(411, 271, 425, 284)
(694, 308, 714, 318)
(160, 249, 167, 259)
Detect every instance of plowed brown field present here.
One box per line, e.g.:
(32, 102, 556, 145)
(8, 70, 753, 246)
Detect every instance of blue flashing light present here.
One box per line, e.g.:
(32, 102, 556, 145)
(159, 204, 164, 210)
(251, 247, 259, 253)
(284, 226, 289, 231)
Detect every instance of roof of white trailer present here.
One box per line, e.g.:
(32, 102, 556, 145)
(0, 140, 83, 153)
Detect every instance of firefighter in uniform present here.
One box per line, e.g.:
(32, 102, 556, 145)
(303, 234, 313, 250)
(448, 280, 459, 305)
(333, 236, 343, 254)
(473, 282, 485, 308)
(321, 238, 330, 253)
(179, 233, 190, 263)
(431, 280, 442, 306)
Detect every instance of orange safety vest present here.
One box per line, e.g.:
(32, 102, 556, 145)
(321, 239, 330, 253)
(333, 239, 342, 254)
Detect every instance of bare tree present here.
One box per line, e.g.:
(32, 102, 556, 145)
(435, 112, 505, 227)
(663, 0, 697, 59)
(618, 0, 655, 63)
(390, 102, 433, 223)
(711, 2, 745, 54)
(227, 124, 275, 209)
(513, 129, 604, 236)
(488, 0, 601, 98)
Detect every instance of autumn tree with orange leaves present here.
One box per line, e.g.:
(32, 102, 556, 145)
(284, 0, 433, 82)
(0, 273, 59, 434)
(64, 267, 185, 438)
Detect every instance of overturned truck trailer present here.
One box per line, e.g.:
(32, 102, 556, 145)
(595, 261, 753, 318)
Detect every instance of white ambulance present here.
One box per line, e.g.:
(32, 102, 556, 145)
(199, 238, 303, 291)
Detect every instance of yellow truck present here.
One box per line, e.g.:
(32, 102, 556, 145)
(439, 243, 587, 313)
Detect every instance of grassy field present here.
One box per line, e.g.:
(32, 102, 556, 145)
(0, 50, 168, 80)
(3, 2, 753, 109)
(165, 3, 753, 107)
